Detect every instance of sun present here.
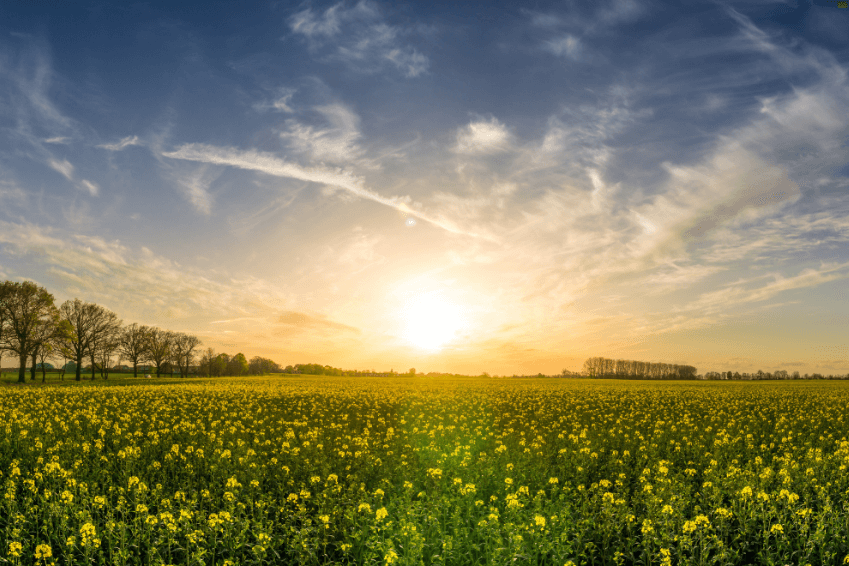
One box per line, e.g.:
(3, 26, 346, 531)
(402, 294, 464, 351)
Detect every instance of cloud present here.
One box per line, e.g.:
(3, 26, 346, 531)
(162, 143, 498, 241)
(253, 88, 297, 113)
(48, 158, 74, 181)
(454, 118, 511, 154)
(0, 220, 300, 333)
(44, 136, 69, 144)
(679, 262, 849, 316)
(98, 135, 141, 151)
(171, 165, 218, 215)
(276, 310, 360, 335)
(78, 179, 99, 197)
(289, 0, 430, 77)
(280, 103, 364, 163)
(544, 35, 581, 59)
(289, 3, 347, 38)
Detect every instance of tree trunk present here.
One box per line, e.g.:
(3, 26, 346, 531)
(30, 351, 37, 381)
(17, 350, 27, 383)
(75, 353, 82, 381)
(133, 361, 138, 377)
(90, 353, 96, 380)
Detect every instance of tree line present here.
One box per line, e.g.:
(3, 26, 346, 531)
(0, 280, 206, 382)
(581, 357, 698, 379)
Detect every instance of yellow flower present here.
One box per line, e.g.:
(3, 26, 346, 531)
(358, 503, 372, 513)
(661, 505, 673, 514)
(34, 544, 52, 559)
(8, 542, 22, 558)
(534, 515, 546, 528)
(384, 549, 398, 564)
(770, 524, 784, 534)
(376, 507, 389, 521)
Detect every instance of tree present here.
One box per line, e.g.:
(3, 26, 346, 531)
(213, 353, 230, 377)
(119, 323, 150, 377)
(87, 312, 121, 381)
(227, 352, 248, 376)
(58, 299, 112, 382)
(248, 356, 280, 375)
(83, 305, 121, 381)
(198, 347, 216, 377)
(171, 333, 202, 378)
(0, 281, 60, 383)
(409, 368, 416, 376)
(145, 327, 173, 377)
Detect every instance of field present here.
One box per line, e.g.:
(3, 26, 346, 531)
(1, 377, 848, 566)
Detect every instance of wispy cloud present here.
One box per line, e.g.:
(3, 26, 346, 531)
(48, 158, 74, 181)
(276, 310, 360, 335)
(280, 103, 364, 163)
(98, 135, 141, 151)
(161, 143, 498, 241)
(289, 0, 430, 77)
(78, 179, 99, 197)
(170, 165, 218, 215)
(454, 117, 511, 155)
(544, 35, 581, 59)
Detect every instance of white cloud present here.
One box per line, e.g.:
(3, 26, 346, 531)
(173, 167, 216, 215)
(544, 35, 581, 59)
(161, 143, 498, 241)
(79, 179, 99, 197)
(289, 3, 347, 38)
(48, 158, 74, 181)
(280, 103, 363, 163)
(289, 0, 429, 78)
(98, 135, 141, 151)
(454, 118, 511, 154)
(44, 136, 69, 144)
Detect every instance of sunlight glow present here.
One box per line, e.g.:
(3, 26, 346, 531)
(402, 293, 464, 351)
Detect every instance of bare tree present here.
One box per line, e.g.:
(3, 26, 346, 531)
(145, 327, 173, 377)
(58, 299, 119, 382)
(119, 323, 150, 377)
(170, 333, 202, 378)
(93, 322, 122, 379)
(0, 281, 60, 383)
(88, 308, 120, 380)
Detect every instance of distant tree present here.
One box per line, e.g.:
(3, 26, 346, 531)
(198, 347, 216, 377)
(248, 356, 280, 375)
(83, 306, 121, 381)
(58, 299, 111, 382)
(145, 327, 173, 377)
(0, 281, 60, 383)
(119, 323, 150, 377)
(228, 353, 248, 376)
(171, 333, 202, 378)
(409, 368, 416, 376)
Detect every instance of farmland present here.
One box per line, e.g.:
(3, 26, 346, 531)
(1, 377, 848, 565)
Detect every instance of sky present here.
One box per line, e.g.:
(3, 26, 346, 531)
(0, 0, 848, 376)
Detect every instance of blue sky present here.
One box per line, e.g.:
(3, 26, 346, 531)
(1, 0, 848, 375)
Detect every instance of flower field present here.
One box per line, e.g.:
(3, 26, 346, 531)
(1, 377, 849, 566)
